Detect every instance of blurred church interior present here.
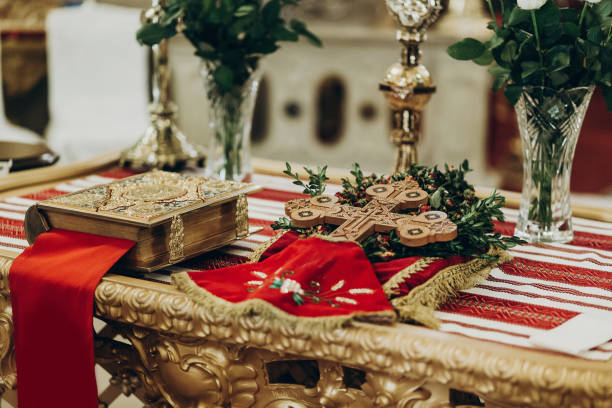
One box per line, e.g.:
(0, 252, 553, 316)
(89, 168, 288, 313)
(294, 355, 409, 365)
(1, 0, 610, 201)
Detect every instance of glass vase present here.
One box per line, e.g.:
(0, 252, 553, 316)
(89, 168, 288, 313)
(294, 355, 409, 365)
(201, 63, 260, 181)
(514, 86, 594, 243)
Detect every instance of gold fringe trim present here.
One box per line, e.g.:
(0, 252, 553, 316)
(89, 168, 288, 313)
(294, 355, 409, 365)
(248, 230, 288, 263)
(391, 249, 513, 329)
(173, 273, 396, 331)
(0, 257, 13, 295)
(382, 257, 438, 297)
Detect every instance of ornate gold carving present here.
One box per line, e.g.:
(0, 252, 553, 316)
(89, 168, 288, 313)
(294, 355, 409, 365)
(122, 329, 260, 408)
(42, 170, 254, 223)
(94, 333, 168, 407)
(168, 215, 185, 263)
(1, 255, 611, 407)
(384, 0, 442, 34)
(0, 258, 15, 394)
(305, 361, 363, 407)
(90, 274, 612, 408)
(236, 194, 249, 238)
(362, 374, 430, 407)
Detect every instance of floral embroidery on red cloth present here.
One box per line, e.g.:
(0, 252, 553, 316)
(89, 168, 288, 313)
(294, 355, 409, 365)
(183, 237, 395, 321)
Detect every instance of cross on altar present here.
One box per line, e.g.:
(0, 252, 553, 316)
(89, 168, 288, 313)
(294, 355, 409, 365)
(285, 179, 457, 247)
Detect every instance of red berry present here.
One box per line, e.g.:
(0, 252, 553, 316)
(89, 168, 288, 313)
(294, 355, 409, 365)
(420, 205, 431, 213)
(446, 199, 454, 207)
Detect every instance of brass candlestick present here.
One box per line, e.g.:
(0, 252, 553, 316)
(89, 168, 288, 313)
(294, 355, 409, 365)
(120, 0, 205, 171)
(380, 0, 442, 173)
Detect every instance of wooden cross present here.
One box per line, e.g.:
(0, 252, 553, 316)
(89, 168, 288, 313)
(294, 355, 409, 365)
(285, 179, 457, 247)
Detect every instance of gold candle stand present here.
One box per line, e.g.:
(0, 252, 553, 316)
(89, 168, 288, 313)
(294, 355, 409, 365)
(120, 0, 205, 171)
(380, 0, 442, 173)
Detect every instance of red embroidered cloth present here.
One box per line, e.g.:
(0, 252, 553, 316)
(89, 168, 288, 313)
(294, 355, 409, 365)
(177, 237, 395, 325)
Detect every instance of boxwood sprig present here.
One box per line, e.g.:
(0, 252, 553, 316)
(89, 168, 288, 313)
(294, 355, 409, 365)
(272, 161, 525, 262)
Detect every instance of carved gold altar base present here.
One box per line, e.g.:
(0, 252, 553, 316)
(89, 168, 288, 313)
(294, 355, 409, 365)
(0, 254, 611, 408)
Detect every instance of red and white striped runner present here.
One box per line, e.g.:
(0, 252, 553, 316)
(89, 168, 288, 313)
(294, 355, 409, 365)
(1, 170, 610, 360)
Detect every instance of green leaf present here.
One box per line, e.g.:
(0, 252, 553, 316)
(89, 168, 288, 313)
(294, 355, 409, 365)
(601, 47, 612, 71)
(221, 0, 234, 11)
(504, 84, 523, 105)
(290, 20, 322, 47)
(271, 25, 299, 42)
(562, 22, 580, 39)
(536, 1, 561, 29)
(474, 49, 494, 65)
(136, 23, 176, 46)
(550, 71, 569, 86)
(162, 6, 182, 25)
(489, 65, 511, 90)
(488, 33, 505, 49)
(430, 187, 443, 209)
(263, 0, 281, 24)
(546, 45, 571, 72)
(508, 8, 530, 26)
(595, 0, 612, 18)
(579, 38, 601, 58)
(292, 293, 304, 306)
(560, 8, 579, 22)
(235, 4, 256, 17)
(603, 85, 612, 111)
(588, 26, 605, 43)
(447, 38, 486, 61)
(521, 61, 541, 78)
(214, 65, 234, 92)
(500, 40, 518, 63)
(269, 279, 283, 289)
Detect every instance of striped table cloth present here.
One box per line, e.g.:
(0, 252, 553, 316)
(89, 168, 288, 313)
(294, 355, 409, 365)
(1, 170, 611, 360)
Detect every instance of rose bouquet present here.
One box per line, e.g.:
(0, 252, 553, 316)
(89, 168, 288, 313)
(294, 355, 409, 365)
(447, 0, 612, 243)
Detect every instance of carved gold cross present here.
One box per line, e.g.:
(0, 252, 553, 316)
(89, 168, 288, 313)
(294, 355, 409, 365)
(285, 179, 457, 247)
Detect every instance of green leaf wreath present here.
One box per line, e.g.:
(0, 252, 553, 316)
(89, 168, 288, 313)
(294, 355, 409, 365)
(273, 162, 525, 262)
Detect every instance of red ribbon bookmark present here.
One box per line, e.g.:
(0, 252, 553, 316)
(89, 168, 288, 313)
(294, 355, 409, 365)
(9, 229, 135, 408)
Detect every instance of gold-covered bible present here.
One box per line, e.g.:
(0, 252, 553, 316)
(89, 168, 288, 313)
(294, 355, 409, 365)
(24, 171, 260, 272)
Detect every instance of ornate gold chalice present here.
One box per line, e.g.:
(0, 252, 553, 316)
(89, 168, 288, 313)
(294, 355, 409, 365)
(380, 0, 442, 173)
(120, 0, 205, 171)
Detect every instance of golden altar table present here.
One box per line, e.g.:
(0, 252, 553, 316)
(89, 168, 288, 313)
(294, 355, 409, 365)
(0, 155, 610, 408)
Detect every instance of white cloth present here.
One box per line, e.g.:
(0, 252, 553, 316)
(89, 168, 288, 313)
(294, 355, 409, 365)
(529, 312, 612, 357)
(45, 2, 149, 163)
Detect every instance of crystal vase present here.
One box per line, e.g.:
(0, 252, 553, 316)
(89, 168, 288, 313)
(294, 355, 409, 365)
(201, 63, 260, 181)
(514, 86, 594, 243)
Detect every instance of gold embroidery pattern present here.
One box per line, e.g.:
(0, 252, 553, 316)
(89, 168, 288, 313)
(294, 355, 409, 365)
(382, 257, 438, 297)
(168, 215, 185, 263)
(235, 194, 249, 238)
(331, 280, 345, 291)
(45, 170, 251, 222)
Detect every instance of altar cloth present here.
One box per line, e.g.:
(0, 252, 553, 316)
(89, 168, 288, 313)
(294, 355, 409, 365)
(1, 170, 611, 360)
(174, 236, 396, 329)
(9, 229, 134, 408)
